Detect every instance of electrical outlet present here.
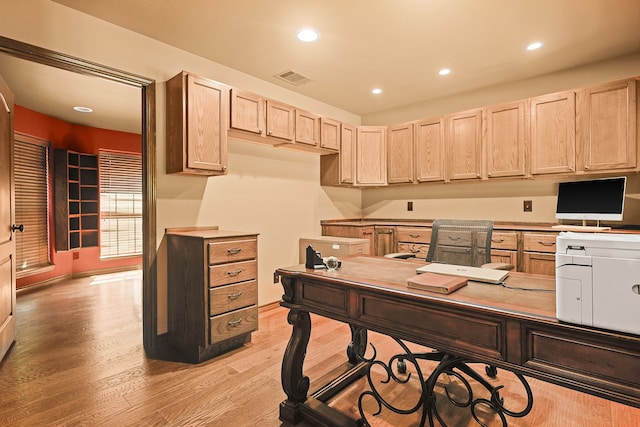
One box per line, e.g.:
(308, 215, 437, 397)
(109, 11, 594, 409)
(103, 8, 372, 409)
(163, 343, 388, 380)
(407, 201, 413, 211)
(72, 252, 79, 260)
(523, 200, 533, 212)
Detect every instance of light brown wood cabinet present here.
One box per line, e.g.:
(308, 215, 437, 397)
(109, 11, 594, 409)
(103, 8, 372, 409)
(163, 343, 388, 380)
(356, 126, 387, 186)
(266, 100, 295, 142)
(166, 71, 229, 175)
(294, 109, 320, 147)
(229, 88, 264, 135)
(576, 78, 637, 172)
(522, 231, 558, 276)
(396, 226, 431, 258)
(387, 123, 414, 184)
(374, 226, 396, 256)
(320, 123, 356, 186)
(490, 231, 518, 267)
(530, 90, 576, 175)
(415, 117, 446, 183)
(320, 118, 341, 151)
(167, 229, 258, 363)
(484, 101, 527, 178)
(446, 109, 483, 181)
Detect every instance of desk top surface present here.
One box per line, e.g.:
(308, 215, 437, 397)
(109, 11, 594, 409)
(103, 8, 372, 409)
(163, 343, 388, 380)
(277, 255, 556, 321)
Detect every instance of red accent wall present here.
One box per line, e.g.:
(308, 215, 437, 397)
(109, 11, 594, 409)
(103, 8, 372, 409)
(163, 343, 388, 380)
(14, 105, 142, 289)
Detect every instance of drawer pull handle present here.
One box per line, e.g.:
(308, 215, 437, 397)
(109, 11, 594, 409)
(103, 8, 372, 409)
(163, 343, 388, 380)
(227, 269, 244, 276)
(227, 248, 242, 255)
(492, 238, 504, 243)
(538, 241, 555, 246)
(410, 233, 421, 238)
(227, 292, 243, 300)
(228, 318, 243, 327)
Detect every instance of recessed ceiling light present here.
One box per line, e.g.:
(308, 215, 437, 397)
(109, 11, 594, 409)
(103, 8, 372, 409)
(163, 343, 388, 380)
(438, 68, 451, 76)
(526, 42, 543, 51)
(73, 106, 93, 113)
(371, 88, 382, 95)
(297, 28, 319, 42)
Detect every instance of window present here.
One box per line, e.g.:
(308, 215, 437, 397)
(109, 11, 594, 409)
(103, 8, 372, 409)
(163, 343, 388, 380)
(99, 150, 142, 258)
(14, 134, 51, 276)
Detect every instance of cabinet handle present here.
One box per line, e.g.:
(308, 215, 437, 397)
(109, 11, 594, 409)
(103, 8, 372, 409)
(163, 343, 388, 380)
(538, 241, 555, 246)
(492, 238, 504, 243)
(227, 248, 242, 255)
(227, 318, 243, 327)
(226, 269, 244, 276)
(378, 230, 393, 234)
(411, 247, 420, 253)
(227, 291, 243, 300)
(410, 233, 421, 238)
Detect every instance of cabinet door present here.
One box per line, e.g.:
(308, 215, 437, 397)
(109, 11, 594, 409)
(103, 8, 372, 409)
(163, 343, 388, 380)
(295, 109, 320, 146)
(485, 101, 527, 178)
(530, 91, 576, 175)
(320, 118, 340, 151)
(523, 252, 556, 276)
(387, 123, 414, 184)
(230, 89, 264, 134)
(266, 100, 294, 141)
(186, 74, 228, 173)
(340, 124, 356, 185)
(446, 109, 482, 181)
(577, 79, 637, 172)
(356, 126, 387, 186)
(415, 117, 445, 182)
(374, 227, 396, 256)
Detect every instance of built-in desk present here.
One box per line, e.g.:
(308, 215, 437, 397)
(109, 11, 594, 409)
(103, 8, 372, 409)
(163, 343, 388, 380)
(275, 255, 640, 426)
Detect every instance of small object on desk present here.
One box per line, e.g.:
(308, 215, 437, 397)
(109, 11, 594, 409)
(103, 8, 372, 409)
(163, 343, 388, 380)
(305, 245, 326, 269)
(324, 256, 341, 271)
(407, 272, 468, 294)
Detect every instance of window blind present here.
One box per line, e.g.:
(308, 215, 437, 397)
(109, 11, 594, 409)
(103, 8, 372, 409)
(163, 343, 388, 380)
(14, 135, 50, 275)
(99, 150, 142, 258)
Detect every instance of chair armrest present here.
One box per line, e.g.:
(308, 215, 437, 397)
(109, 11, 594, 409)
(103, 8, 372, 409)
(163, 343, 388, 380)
(481, 262, 514, 271)
(384, 252, 417, 259)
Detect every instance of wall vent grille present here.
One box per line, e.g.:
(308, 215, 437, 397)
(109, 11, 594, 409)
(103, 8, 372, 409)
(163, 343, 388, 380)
(275, 69, 313, 86)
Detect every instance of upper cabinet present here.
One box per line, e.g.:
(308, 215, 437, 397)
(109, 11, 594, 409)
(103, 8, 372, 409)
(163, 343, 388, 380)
(229, 89, 264, 135)
(166, 71, 229, 175)
(356, 126, 387, 186)
(530, 91, 576, 176)
(415, 117, 446, 183)
(387, 123, 414, 184)
(484, 101, 527, 178)
(320, 123, 356, 186)
(265, 100, 295, 141)
(576, 79, 637, 172)
(320, 118, 341, 152)
(446, 109, 483, 181)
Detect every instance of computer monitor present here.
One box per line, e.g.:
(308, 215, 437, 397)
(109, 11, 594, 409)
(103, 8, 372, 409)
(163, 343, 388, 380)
(555, 177, 626, 222)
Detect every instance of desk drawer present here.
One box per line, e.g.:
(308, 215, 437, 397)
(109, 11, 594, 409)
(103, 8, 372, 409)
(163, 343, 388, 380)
(209, 280, 258, 316)
(397, 227, 431, 243)
(398, 242, 429, 258)
(491, 231, 518, 250)
(209, 260, 257, 287)
(208, 238, 257, 264)
(523, 233, 558, 253)
(209, 305, 258, 345)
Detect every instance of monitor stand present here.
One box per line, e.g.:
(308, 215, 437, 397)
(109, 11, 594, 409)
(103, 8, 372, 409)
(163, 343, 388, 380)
(552, 220, 611, 232)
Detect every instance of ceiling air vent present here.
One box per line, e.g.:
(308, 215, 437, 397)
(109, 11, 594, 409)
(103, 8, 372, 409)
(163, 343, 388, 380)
(275, 69, 313, 86)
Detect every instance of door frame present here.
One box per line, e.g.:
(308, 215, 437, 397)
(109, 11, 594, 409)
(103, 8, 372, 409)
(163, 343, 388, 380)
(0, 36, 159, 355)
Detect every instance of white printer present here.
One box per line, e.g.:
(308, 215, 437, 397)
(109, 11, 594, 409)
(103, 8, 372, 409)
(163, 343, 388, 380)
(556, 232, 640, 335)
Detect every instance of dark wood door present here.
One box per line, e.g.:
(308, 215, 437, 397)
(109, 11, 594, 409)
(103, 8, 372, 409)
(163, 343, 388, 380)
(0, 73, 16, 361)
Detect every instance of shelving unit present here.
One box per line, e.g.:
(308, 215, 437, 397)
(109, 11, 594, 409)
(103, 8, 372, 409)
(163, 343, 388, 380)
(54, 149, 99, 251)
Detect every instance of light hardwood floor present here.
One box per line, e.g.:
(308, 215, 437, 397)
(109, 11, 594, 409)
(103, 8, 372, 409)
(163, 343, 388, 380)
(1, 270, 639, 426)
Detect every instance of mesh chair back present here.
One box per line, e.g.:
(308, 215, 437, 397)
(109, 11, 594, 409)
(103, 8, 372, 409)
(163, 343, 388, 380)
(426, 219, 493, 267)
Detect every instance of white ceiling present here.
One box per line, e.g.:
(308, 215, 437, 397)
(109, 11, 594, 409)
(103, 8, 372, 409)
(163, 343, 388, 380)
(2, 0, 640, 133)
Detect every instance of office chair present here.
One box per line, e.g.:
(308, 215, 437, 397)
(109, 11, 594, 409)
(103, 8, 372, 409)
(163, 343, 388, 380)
(386, 219, 514, 271)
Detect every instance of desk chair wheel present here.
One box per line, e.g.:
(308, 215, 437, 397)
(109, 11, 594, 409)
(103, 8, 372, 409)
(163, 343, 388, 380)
(485, 365, 498, 378)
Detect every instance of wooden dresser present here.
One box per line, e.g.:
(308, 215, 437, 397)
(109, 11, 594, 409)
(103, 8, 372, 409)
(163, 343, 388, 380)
(167, 228, 259, 363)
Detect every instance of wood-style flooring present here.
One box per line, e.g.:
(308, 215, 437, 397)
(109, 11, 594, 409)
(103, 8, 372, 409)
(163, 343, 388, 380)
(1, 271, 639, 426)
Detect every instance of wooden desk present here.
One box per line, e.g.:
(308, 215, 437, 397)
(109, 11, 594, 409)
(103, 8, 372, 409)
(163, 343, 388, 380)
(275, 256, 640, 426)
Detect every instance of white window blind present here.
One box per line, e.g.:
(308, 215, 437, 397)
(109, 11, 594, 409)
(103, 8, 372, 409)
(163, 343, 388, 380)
(14, 134, 51, 275)
(99, 150, 142, 258)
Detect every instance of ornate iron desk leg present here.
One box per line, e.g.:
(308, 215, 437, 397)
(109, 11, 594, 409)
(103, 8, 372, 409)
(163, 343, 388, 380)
(280, 309, 311, 424)
(347, 325, 368, 363)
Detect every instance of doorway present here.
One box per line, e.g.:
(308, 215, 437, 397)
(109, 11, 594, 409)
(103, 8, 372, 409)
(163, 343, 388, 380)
(0, 36, 159, 355)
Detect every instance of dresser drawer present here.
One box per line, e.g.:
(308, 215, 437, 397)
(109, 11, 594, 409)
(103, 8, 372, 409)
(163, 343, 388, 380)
(397, 227, 431, 243)
(209, 280, 258, 316)
(398, 242, 429, 258)
(523, 232, 558, 253)
(208, 238, 257, 265)
(209, 306, 258, 345)
(209, 260, 257, 287)
(491, 231, 518, 250)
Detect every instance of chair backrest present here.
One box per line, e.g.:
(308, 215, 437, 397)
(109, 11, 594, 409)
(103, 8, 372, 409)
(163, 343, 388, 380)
(426, 219, 493, 267)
